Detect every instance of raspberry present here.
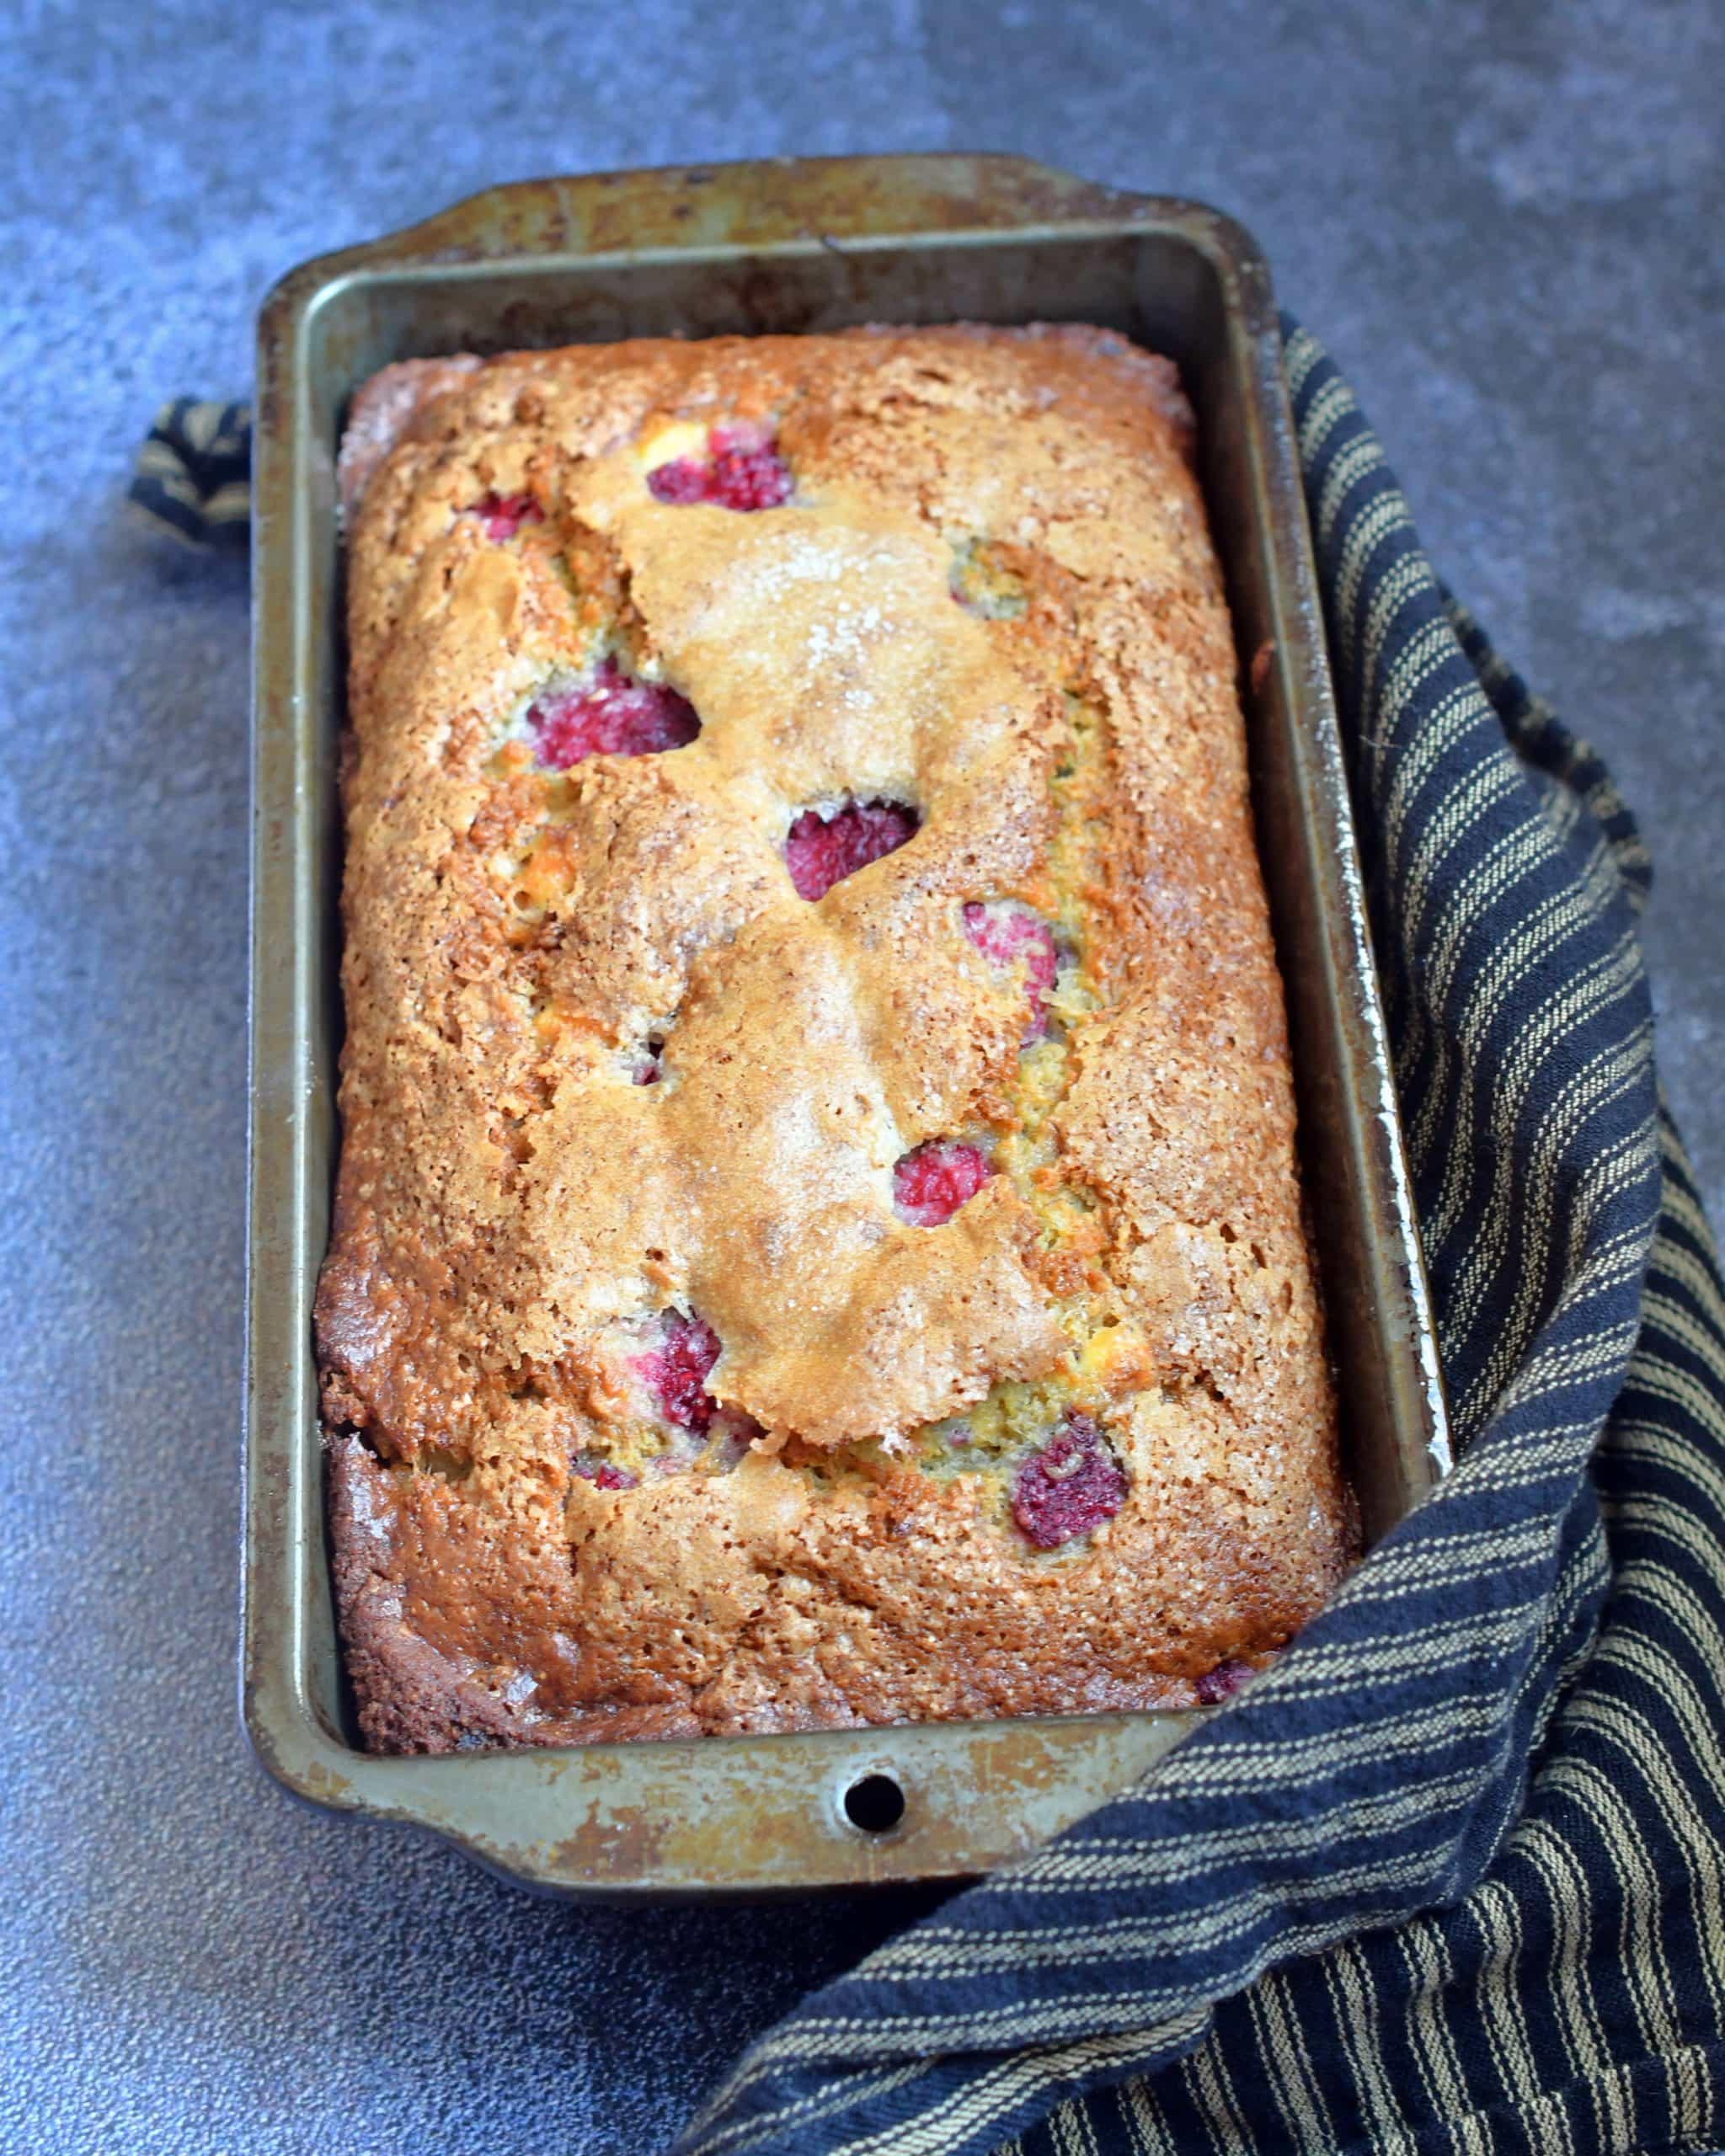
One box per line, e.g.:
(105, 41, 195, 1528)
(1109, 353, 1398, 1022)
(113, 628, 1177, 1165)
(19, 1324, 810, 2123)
(784, 799, 918, 900)
(633, 1311, 722, 1433)
(963, 900, 1059, 1039)
(468, 492, 542, 541)
(571, 1455, 638, 1492)
(1195, 1657, 1254, 1705)
(707, 424, 793, 510)
(644, 458, 709, 504)
(647, 423, 791, 511)
(526, 659, 700, 771)
(1011, 1413, 1128, 1548)
(893, 1139, 991, 1227)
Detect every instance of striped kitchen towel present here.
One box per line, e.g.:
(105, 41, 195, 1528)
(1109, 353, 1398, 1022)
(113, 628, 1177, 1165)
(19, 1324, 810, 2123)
(128, 397, 252, 549)
(134, 324, 1725, 2156)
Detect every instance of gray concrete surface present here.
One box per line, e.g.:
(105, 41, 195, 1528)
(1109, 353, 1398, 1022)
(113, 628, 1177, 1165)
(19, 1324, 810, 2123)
(3, 2, 1720, 2151)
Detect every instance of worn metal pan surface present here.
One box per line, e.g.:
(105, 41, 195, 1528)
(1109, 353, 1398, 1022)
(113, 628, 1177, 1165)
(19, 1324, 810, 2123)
(246, 152, 1450, 1896)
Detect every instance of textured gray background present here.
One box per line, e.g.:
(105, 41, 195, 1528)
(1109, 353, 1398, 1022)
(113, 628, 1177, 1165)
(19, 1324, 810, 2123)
(3, 2, 1722, 2152)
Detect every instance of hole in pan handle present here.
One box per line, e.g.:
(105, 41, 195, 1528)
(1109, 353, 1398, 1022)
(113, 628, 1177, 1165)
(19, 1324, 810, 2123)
(841, 1773, 907, 1835)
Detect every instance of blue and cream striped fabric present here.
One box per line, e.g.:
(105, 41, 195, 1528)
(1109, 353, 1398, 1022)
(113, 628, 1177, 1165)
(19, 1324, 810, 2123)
(672, 326, 1725, 2156)
(127, 397, 252, 548)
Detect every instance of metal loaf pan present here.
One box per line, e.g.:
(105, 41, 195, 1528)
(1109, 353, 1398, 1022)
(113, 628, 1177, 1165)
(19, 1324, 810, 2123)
(247, 153, 1450, 1897)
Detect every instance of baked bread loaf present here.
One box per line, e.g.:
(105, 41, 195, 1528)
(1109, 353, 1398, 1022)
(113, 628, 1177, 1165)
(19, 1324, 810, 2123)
(318, 324, 1354, 1753)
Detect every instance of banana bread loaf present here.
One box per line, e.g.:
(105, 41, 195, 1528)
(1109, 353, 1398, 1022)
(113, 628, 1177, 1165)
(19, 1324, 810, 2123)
(318, 323, 1354, 1752)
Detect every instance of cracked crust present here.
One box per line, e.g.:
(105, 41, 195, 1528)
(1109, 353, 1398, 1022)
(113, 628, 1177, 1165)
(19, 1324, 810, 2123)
(320, 325, 1354, 1753)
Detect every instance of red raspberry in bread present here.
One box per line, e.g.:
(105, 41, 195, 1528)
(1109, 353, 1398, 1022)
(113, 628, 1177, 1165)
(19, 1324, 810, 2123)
(633, 1311, 722, 1433)
(647, 422, 791, 510)
(1011, 1413, 1127, 1548)
(644, 458, 708, 504)
(571, 1455, 638, 1492)
(892, 1139, 991, 1227)
(784, 799, 917, 899)
(526, 660, 700, 771)
(963, 900, 1059, 1040)
(468, 492, 542, 540)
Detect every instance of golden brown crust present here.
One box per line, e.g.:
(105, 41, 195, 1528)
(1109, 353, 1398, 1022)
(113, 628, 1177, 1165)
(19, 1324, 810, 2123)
(319, 325, 1354, 1753)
